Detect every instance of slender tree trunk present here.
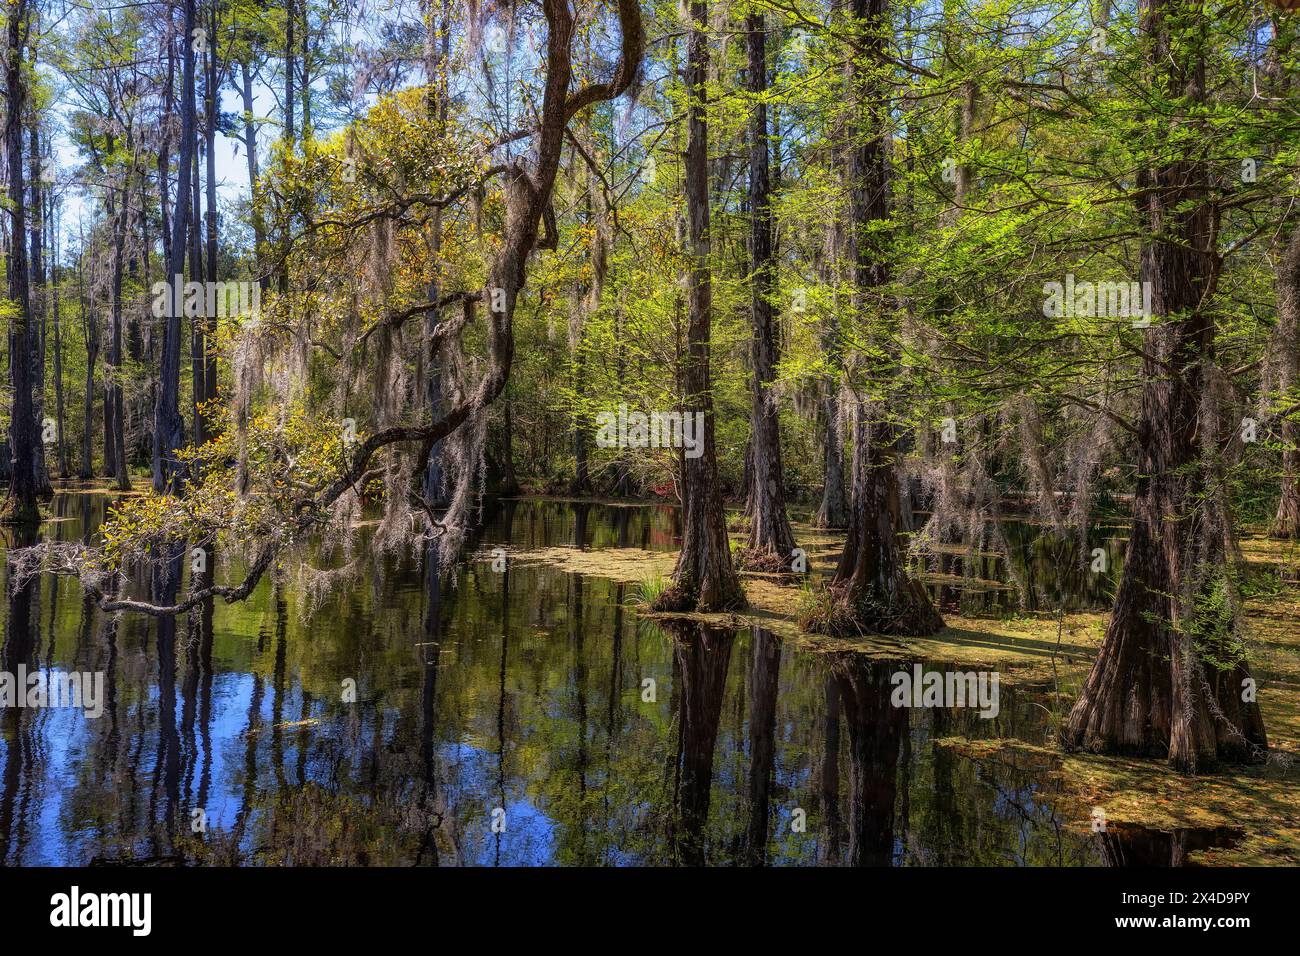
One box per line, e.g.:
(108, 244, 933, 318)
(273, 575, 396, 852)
(571, 339, 590, 495)
(190, 99, 207, 449)
(51, 207, 67, 479)
(278, 0, 295, 296)
(79, 253, 97, 480)
(1063, 0, 1266, 772)
(29, 124, 52, 499)
(420, 0, 448, 505)
(158, 29, 175, 279)
(3, 0, 40, 526)
(299, 3, 311, 139)
(154, 0, 197, 494)
(107, 179, 131, 491)
(500, 398, 520, 495)
(814, 222, 848, 529)
(203, 1, 219, 433)
(284, 0, 295, 144)
(655, 3, 745, 612)
(240, 62, 268, 293)
(743, 13, 796, 565)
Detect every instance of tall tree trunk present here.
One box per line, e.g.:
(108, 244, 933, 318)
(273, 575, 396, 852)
(743, 13, 797, 565)
(107, 177, 131, 491)
(1271, 222, 1300, 538)
(3, 0, 39, 526)
(1062, 0, 1266, 772)
(203, 0, 219, 434)
(655, 3, 745, 612)
(29, 124, 51, 498)
(571, 339, 590, 495)
(814, 219, 848, 528)
(154, 0, 197, 494)
(190, 81, 208, 450)
(79, 252, 98, 480)
(818, 0, 942, 637)
(284, 0, 295, 144)
(277, 0, 296, 297)
(499, 398, 519, 495)
(158, 28, 175, 280)
(419, 0, 450, 505)
(240, 62, 268, 293)
(299, 2, 311, 139)
(51, 201, 67, 479)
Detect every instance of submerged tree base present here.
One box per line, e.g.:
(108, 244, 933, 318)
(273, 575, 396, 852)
(650, 581, 748, 615)
(733, 545, 791, 574)
(802, 578, 944, 638)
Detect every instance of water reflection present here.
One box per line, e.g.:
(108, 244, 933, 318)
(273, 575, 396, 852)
(0, 494, 1122, 866)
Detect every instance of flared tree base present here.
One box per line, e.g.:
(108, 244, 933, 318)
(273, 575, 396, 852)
(805, 577, 944, 638)
(651, 580, 748, 615)
(1062, 611, 1268, 774)
(733, 545, 792, 574)
(1270, 493, 1300, 539)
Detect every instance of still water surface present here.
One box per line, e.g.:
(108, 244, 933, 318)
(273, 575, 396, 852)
(0, 493, 1130, 866)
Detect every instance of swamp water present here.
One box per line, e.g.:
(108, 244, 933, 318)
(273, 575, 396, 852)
(0, 493, 1217, 866)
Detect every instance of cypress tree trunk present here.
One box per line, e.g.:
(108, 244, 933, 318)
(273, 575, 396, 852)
(78, 254, 97, 480)
(153, 0, 197, 494)
(814, 382, 849, 528)
(742, 13, 797, 567)
(107, 183, 130, 491)
(1063, 0, 1267, 772)
(3, 0, 40, 526)
(277, 0, 295, 297)
(239, 62, 268, 293)
(813, 99, 850, 531)
(202, 1, 219, 445)
(571, 355, 590, 496)
(1271, 222, 1300, 538)
(51, 208, 68, 479)
(420, 0, 449, 505)
(654, 0, 745, 612)
(499, 399, 520, 495)
(29, 125, 52, 499)
(816, 0, 941, 636)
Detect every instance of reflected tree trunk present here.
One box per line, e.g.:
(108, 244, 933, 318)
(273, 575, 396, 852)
(744, 627, 781, 865)
(834, 655, 905, 866)
(669, 623, 734, 866)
